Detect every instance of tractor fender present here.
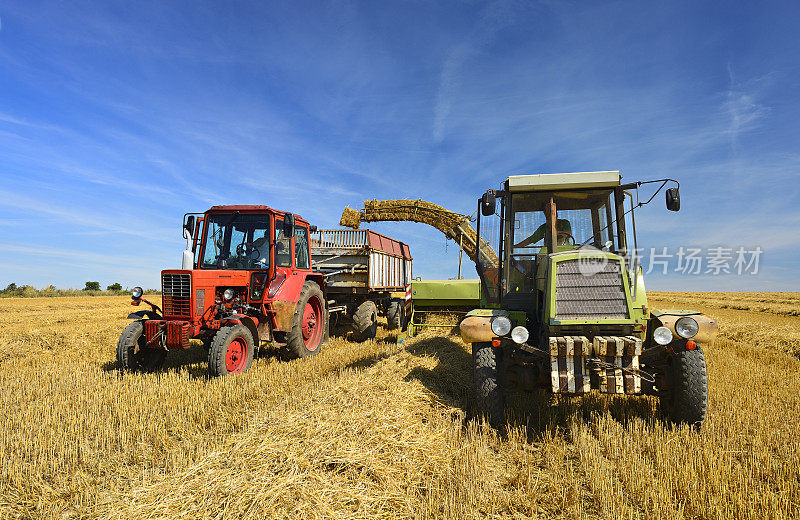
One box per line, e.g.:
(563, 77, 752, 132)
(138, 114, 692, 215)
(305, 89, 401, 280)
(460, 309, 509, 343)
(127, 310, 162, 320)
(222, 314, 260, 346)
(649, 310, 718, 345)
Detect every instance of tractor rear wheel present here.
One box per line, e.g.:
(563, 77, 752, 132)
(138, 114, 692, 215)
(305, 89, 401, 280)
(208, 324, 255, 376)
(116, 321, 167, 373)
(660, 347, 708, 428)
(473, 342, 505, 426)
(386, 298, 404, 330)
(286, 281, 327, 359)
(352, 300, 378, 342)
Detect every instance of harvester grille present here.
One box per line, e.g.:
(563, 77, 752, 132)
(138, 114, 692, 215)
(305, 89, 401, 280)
(554, 259, 628, 320)
(162, 273, 192, 318)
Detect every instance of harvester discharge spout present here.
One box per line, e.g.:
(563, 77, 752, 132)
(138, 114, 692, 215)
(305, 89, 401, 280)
(340, 199, 498, 267)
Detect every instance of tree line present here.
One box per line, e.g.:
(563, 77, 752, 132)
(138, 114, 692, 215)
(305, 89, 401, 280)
(0, 282, 158, 298)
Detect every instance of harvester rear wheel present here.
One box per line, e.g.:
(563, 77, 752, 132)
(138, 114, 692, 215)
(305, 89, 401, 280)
(116, 321, 167, 373)
(352, 300, 378, 342)
(660, 347, 708, 428)
(472, 342, 505, 426)
(386, 298, 404, 330)
(208, 325, 255, 376)
(286, 281, 327, 358)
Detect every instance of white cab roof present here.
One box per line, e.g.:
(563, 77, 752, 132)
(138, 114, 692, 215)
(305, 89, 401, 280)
(507, 171, 621, 191)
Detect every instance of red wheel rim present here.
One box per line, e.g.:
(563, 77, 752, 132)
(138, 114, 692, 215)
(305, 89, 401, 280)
(301, 295, 324, 351)
(225, 337, 248, 373)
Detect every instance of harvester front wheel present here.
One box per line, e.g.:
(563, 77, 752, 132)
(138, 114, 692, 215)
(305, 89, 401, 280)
(352, 300, 378, 342)
(472, 342, 505, 426)
(116, 321, 167, 373)
(660, 347, 708, 428)
(286, 281, 327, 358)
(208, 325, 255, 376)
(386, 297, 404, 330)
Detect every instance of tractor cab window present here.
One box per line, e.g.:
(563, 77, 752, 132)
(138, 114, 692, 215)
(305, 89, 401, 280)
(294, 227, 310, 269)
(275, 219, 292, 267)
(504, 189, 617, 297)
(200, 213, 271, 270)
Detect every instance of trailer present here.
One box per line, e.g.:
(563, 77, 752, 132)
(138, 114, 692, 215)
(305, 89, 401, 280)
(311, 229, 412, 340)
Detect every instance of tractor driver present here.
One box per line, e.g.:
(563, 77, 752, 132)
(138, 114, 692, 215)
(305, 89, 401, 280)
(513, 211, 573, 250)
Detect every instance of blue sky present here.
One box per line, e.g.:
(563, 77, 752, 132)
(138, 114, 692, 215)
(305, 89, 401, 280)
(0, 0, 798, 291)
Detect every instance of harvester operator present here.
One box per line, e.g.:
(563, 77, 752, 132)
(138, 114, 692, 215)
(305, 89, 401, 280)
(514, 215, 573, 249)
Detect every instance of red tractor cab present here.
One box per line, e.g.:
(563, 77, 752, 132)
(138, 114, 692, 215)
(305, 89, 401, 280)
(118, 205, 327, 376)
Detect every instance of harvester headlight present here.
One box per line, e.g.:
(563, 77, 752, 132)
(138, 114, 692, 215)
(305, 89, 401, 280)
(510, 326, 529, 344)
(223, 288, 236, 301)
(131, 286, 143, 299)
(653, 326, 673, 345)
(490, 316, 512, 336)
(675, 317, 699, 339)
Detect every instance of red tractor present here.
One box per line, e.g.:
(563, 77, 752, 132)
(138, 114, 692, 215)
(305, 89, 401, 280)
(118, 205, 328, 376)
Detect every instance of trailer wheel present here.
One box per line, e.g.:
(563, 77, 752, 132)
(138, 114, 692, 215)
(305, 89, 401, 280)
(660, 347, 708, 428)
(472, 342, 505, 426)
(116, 321, 166, 373)
(386, 298, 404, 330)
(286, 281, 327, 358)
(208, 324, 255, 376)
(352, 300, 378, 342)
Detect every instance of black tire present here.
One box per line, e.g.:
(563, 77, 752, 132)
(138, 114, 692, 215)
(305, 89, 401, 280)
(208, 324, 255, 377)
(286, 281, 327, 359)
(386, 298, 404, 330)
(116, 321, 167, 373)
(473, 342, 505, 426)
(660, 347, 708, 428)
(351, 300, 378, 342)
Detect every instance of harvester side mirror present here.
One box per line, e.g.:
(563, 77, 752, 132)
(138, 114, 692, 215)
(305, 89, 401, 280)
(183, 215, 196, 237)
(481, 191, 496, 216)
(666, 187, 680, 212)
(284, 214, 295, 236)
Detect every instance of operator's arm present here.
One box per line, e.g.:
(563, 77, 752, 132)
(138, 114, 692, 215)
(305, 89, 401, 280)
(514, 223, 546, 248)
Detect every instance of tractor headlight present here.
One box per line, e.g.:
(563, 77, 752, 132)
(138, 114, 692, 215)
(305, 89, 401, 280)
(131, 286, 143, 299)
(653, 326, 673, 345)
(510, 326, 529, 344)
(223, 288, 236, 301)
(675, 317, 699, 339)
(490, 316, 512, 336)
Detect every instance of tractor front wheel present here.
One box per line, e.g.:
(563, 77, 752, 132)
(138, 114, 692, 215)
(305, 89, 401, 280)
(208, 324, 255, 376)
(116, 321, 167, 373)
(660, 347, 708, 428)
(473, 342, 505, 426)
(286, 281, 327, 358)
(352, 300, 378, 342)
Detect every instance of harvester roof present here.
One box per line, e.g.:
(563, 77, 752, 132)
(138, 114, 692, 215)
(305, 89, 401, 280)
(507, 171, 620, 192)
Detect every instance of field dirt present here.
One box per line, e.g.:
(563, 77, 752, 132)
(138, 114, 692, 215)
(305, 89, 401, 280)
(1, 293, 799, 519)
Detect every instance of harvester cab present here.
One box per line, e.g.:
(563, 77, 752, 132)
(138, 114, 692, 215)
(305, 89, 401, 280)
(118, 205, 328, 377)
(462, 171, 717, 427)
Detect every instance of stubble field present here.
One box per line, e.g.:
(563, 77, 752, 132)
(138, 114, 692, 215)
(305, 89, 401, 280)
(1, 292, 799, 519)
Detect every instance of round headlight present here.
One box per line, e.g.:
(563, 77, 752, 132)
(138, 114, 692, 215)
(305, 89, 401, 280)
(490, 316, 512, 336)
(223, 288, 236, 301)
(510, 326, 529, 344)
(653, 326, 673, 345)
(675, 316, 699, 339)
(131, 286, 143, 299)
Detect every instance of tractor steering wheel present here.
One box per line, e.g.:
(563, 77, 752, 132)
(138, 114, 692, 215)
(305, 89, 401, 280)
(557, 231, 575, 245)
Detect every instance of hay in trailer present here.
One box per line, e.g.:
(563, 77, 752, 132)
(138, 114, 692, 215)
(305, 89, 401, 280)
(340, 199, 498, 266)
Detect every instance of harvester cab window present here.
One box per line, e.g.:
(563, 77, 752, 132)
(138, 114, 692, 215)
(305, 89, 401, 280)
(200, 213, 271, 270)
(275, 219, 292, 267)
(294, 227, 310, 269)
